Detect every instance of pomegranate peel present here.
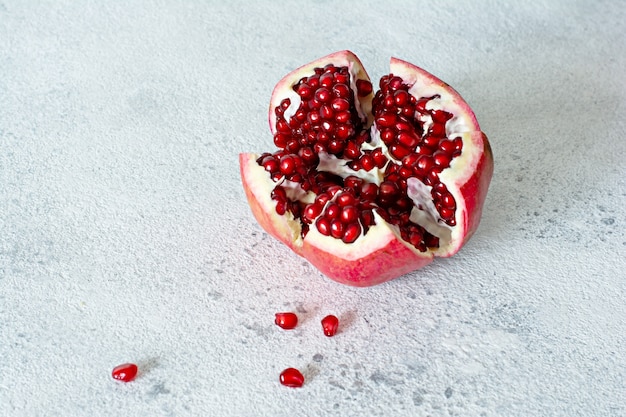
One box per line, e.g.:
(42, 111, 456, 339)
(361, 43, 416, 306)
(240, 51, 493, 287)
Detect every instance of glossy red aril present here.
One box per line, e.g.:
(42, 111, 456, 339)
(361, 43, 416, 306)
(240, 50, 493, 286)
(111, 363, 138, 382)
(321, 315, 339, 337)
(279, 368, 305, 388)
(274, 312, 298, 329)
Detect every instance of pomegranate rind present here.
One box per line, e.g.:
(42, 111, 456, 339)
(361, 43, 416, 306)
(268, 50, 374, 135)
(240, 152, 433, 286)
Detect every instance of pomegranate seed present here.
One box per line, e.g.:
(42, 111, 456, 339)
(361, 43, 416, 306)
(388, 76, 403, 91)
(376, 112, 396, 127)
(378, 181, 399, 198)
(360, 183, 378, 201)
(438, 139, 456, 154)
(316, 217, 331, 235)
(273, 133, 288, 148)
(321, 315, 339, 337)
(402, 153, 420, 167)
(275, 200, 287, 215)
(395, 120, 412, 132)
(275, 312, 298, 329)
(276, 119, 291, 133)
(279, 155, 297, 175)
(343, 141, 361, 159)
(431, 109, 452, 124)
(315, 88, 331, 103)
(440, 207, 455, 220)
(331, 98, 350, 112)
(340, 205, 359, 223)
(422, 134, 440, 148)
(263, 158, 279, 173)
(320, 104, 333, 119)
(334, 111, 351, 124)
(441, 193, 456, 209)
(297, 83, 313, 99)
(336, 192, 356, 207)
(335, 124, 353, 140)
(361, 209, 375, 226)
(112, 363, 138, 382)
(342, 223, 361, 243)
(360, 154, 375, 171)
(380, 128, 395, 144)
(433, 152, 451, 168)
(332, 83, 350, 98)
(326, 203, 341, 219)
(344, 175, 363, 189)
(389, 143, 411, 159)
(372, 148, 388, 167)
(319, 72, 334, 88)
(330, 219, 345, 238)
(280, 368, 304, 388)
(394, 90, 410, 106)
(356, 79, 373, 96)
(429, 123, 446, 137)
(303, 203, 323, 222)
(397, 131, 420, 148)
(335, 71, 349, 83)
(415, 97, 429, 112)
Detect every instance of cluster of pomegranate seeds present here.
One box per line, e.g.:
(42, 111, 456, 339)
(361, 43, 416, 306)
(274, 312, 299, 329)
(111, 363, 138, 382)
(279, 367, 305, 388)
(321, 315, 339, 337)
(373, 75, 462, 226)
(258, 63, 465, 250)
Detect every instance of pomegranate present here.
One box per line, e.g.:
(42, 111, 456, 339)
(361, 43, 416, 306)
(240, 50, 493, 286)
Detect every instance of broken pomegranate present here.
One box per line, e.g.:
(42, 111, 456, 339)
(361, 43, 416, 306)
(240, 50, 493, 286)
(279, 367, 305, 388)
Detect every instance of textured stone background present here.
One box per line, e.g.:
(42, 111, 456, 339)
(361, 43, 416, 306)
(1, 1, 625, 416)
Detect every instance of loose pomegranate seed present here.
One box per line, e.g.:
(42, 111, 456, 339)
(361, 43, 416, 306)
(279, 368, 304, 388)
(112, 363, 138, 382)
(321, 315, 339, 337)
(275, 312, 298, 329)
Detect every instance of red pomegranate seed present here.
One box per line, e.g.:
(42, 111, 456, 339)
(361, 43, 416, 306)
(321, 315, 339, 337)
(340, 205, 359, 223)
(275, 312, 298, 329)
(342, 223, 360, 243)
(330, 219, 345, 238)
(279, 155, 297, 175)
(359, 154, 375, 171)
(280, 368, 304, 388)
(316, 217, 331, 235)
(356, 79, 373, 96)
(112, 363, 138, 382)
